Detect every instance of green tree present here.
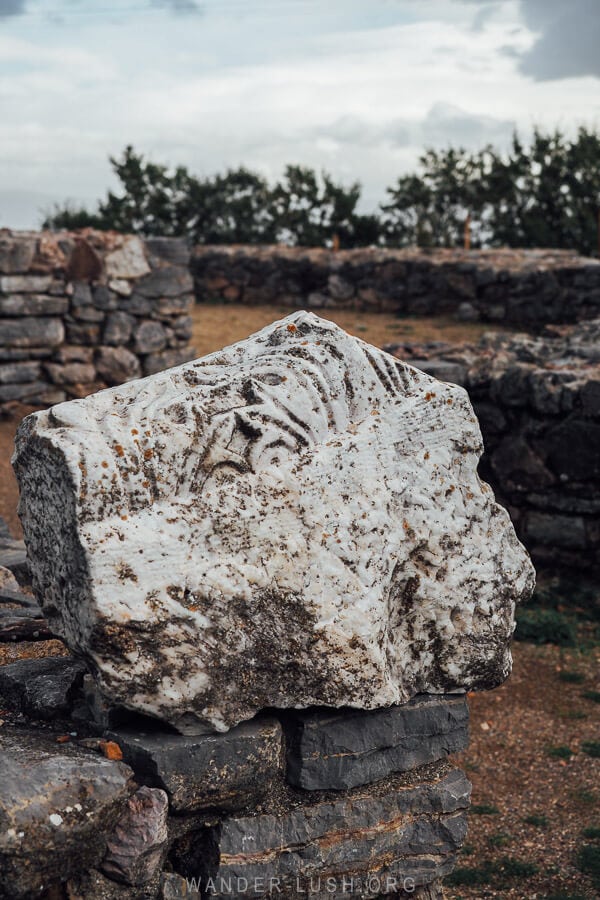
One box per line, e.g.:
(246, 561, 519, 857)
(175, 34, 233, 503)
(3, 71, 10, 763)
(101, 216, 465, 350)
(270, 165, 379, 247)
(42, 202, 108, 231)
(382, 147, 485, 248)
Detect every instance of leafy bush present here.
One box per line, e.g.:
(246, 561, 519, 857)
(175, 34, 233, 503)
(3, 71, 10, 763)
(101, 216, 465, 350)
(546, 745, 573, 760)
(581, 740, 600, 758)
(577, 843, 600, 889)
(471, 803, 500, 815)
(524, 813, 548, 828)
(515, 608, 575, 646)
(582, 690, 600, 703)
(558, 671, 586, 684)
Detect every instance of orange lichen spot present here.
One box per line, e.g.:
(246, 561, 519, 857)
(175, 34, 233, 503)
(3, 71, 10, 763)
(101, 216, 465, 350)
(371, 409, 380, 416)
(114, 444, 125, 458)
(424, 391, 437, 401)
(142, 480, 149, 489)
(301, 340, 308, 346)
(120, 514, 128, 521)
(466, 490, 474, 500)
(322, 532, 330, 539)
(403, 519, 410, 531)
(143, 448, 154, 461)
(101, 461, 109, 469)
(287, 323, 297, 333)
(447, 398, 453, 404)
(100, 740, 123, 761)
(56, 735, 70, 744)
(131, 428, 139, 435)
(424, 451, 430, 460)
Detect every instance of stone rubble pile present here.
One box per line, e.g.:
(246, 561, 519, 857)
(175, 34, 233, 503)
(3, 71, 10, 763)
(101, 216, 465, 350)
(0, 229, 195, 412)
(2, 315, 534, 898)
(192, 245, 600, 328)
(385, 318, 600, 570)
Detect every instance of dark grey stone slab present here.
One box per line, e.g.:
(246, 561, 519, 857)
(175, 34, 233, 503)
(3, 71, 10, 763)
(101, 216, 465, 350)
(0, 538, 29, 584)
(0, 360, 42, 384)
(284, 694, 469, 790)
(135, 267, 193, 299)
(0, 293, 69, 316)
(177, 768, 471, 899)
(109, 716, 283, 813)
(0, 316, 64, 348)
(0, 379, 54, 403)
(0, 728, 134, 899)
(0, 656, 88, 719)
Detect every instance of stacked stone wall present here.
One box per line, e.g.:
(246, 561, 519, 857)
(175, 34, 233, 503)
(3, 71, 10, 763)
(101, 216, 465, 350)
(0, 230, 195, 411)
(192, 244, 600, 328)
(388, 321, 600, 571)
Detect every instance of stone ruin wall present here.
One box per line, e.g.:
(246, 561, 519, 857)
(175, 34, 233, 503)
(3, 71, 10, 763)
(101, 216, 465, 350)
(387, 322, 600, 573)
(1, 229, 598, 574)
(192, 244, 600, 328)
(0, 230, 195, 412)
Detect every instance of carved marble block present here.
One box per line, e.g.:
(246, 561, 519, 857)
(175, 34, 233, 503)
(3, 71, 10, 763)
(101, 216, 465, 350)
(14, 312, 534, 732)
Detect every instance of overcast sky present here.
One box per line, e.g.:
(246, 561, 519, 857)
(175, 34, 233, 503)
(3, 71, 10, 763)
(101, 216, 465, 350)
(1, 0, 599, 228)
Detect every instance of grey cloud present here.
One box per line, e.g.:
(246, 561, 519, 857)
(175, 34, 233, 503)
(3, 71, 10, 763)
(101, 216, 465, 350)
(315, 105, 514, 152)
(422, 102, 514, 147)
(0, 0, 26, 18)
(457, 0, 600, 80)
(518, 0, 600, 80)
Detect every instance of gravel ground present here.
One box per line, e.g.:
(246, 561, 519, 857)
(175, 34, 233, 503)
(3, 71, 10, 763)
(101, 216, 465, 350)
(449, 641, 600, 899)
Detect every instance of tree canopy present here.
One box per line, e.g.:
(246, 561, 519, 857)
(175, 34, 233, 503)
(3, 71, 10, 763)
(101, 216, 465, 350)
(43, 128, 600, 255)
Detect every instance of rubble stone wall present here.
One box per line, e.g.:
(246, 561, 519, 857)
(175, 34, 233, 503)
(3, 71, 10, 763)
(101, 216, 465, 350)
(388, 320, 600, 571)
(0, 230, 195, 411)
(192, 245, 600, 328)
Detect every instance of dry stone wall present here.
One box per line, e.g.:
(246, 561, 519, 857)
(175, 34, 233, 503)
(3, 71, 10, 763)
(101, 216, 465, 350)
(0, 229, 195, 412)
(386, 319, 600, 571)
(192, 245, 600, 328)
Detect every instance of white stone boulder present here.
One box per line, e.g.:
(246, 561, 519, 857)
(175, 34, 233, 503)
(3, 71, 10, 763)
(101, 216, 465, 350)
(13, 312, 534, 732)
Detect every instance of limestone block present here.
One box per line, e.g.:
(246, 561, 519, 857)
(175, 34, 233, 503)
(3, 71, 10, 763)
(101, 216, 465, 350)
(105, 236, 151, 281)
(14, 312, 534, 733)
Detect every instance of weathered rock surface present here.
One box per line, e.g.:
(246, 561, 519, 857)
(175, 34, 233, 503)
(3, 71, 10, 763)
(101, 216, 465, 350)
(101, 786, 169, 885)
(172, 767, 471, 898)
(14, 311, 534, 732)
(0, 728, 134, 898)
(0, 655, 87, 719)
(285, 694, 469, 790)
(108, 716, 283, 812)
